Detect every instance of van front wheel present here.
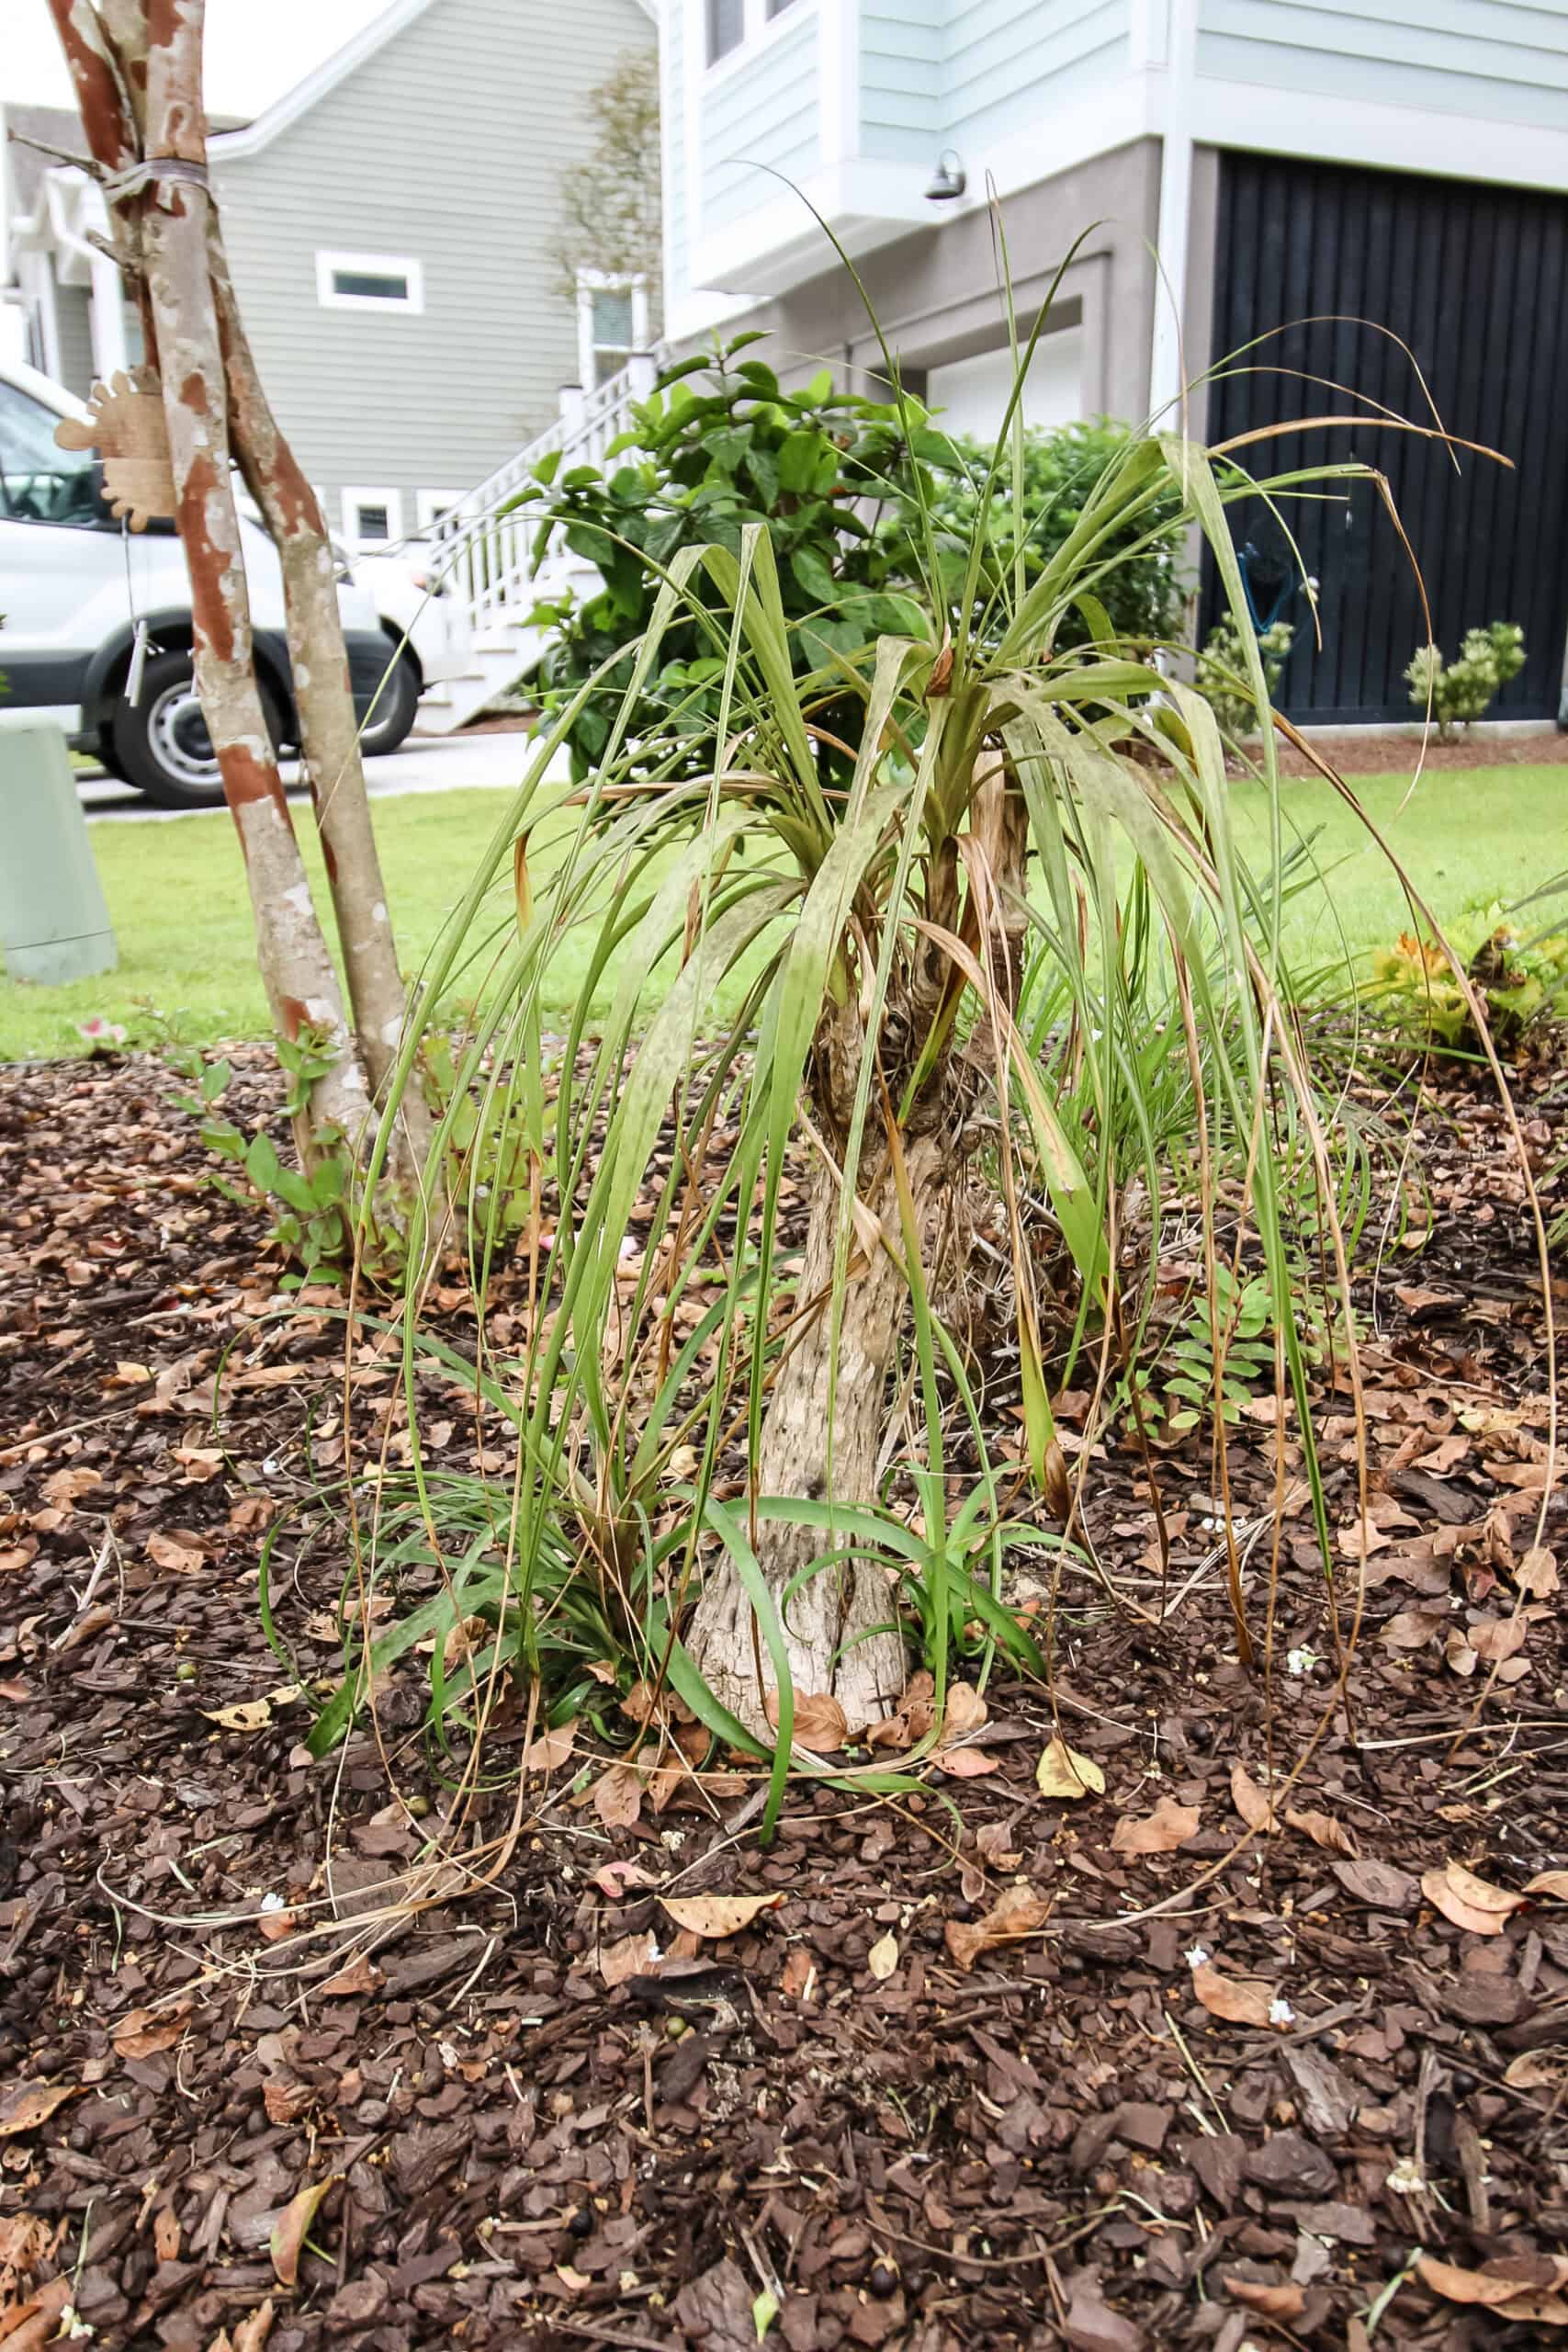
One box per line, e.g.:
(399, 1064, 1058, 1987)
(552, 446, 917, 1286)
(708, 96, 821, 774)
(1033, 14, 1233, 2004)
(110, 650, 285, 808)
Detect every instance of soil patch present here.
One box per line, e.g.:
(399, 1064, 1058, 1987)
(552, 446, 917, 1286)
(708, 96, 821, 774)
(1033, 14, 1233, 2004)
(1, 1049, 1565, 2350)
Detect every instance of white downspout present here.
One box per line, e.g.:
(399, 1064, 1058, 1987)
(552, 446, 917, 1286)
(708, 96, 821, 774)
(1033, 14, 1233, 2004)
(45, 175, 129, 383)
(1146, 0, 1199, 429)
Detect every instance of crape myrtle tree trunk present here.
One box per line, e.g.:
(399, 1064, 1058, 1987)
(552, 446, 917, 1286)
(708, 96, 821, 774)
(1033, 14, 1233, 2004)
(49, 0, 431, 1189)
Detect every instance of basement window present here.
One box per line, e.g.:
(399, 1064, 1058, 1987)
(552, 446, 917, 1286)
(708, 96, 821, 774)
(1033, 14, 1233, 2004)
(316, 251, 425, 313)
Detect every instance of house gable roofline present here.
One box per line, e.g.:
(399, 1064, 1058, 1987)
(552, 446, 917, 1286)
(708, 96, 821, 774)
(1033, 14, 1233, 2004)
(210, 0, 655, 160)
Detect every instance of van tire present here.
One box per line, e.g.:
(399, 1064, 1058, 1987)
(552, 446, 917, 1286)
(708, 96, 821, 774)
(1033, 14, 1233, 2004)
(359, 642, 420, 756)
(111, 649, 285, 808)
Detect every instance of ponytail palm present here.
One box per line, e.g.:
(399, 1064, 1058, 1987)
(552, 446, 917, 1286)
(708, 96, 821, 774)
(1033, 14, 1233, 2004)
(370, 408, 1373, 1751)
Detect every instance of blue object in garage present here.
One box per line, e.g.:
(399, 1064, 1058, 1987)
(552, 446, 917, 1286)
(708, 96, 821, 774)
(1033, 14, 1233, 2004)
(0, 709, 118, 984)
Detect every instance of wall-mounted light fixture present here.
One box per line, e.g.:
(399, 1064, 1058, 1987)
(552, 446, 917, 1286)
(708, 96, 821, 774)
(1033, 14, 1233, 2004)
(925, 150, 967, 203)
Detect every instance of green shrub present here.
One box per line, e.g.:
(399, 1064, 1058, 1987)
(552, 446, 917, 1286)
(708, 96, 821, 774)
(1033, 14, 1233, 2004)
(1195, 614, 1293, 742)
(511, 338, 1188, 779)
(1404, 621, 1525, 741)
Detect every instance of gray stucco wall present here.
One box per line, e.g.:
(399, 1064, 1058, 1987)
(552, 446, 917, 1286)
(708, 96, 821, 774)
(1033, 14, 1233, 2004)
(210, 0, 654, 532)
(688, 139, 1162, 427)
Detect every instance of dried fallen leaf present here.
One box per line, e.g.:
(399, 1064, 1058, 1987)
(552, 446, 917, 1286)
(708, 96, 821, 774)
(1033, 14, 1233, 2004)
(269, 2175, 339, 2288)
(1224, 2278, 1306, 2320)
(318, 1953, 382, 1999)
(146, 1531, 205, 1574)
(867, 1931, 899, 1981)
(591, 1762, 643, 1830)
(220, 2301, 276, 2352)
(1518, 1546, 1560, 1599)
(1285, 1806, 1359, 1858)
(1505, 2050, 1563, 2089)
(944, 1883, 1051, 1973)
(941, 1681, 987, 1740)
(1422, 1860, 1527, 1936)
(1469, 1614, 1528, 1663)
(1525, 1871, 1568, 1903)
(934, 1744, 1000, 1779)
(1382, 1607, 1446, 1649)
(1192, 1962, 1279, 2028)
(599, 1929, 659, 1987)
(0, 2083, 78, 2138)
(1416, 2251, 1568, 2324)
(766, 1689, 849, 1751)
(592, 1859, 658, 1900)
(1230, 1760, 1279, 1833)
(111, 2005, 188, 2061)
(1111, 1796, 1201, 1856)
(0, 2276, 72, 2350)
(1034, 1737, 1104, 1801)
(520, 1719, 576, 1772)
(660, 1893, 782, 1940)
(203, 1699, 273, 1733)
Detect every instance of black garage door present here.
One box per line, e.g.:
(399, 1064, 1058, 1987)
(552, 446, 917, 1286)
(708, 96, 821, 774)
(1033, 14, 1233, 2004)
(1203, 152, 1568, 724)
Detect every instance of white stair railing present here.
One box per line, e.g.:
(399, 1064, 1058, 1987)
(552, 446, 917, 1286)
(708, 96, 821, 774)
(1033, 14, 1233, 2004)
(430, 350, 661, 642)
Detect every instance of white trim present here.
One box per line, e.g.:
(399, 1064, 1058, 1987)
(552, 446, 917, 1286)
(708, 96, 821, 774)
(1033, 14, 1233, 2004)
(316, 250, 424, 313)
(210, 0, 438, 157)
(1187, 73, 1568, 198)
(342, 486, 404, 548)
(415, 489, 464, 533)
(819, 0, 855, 171)
(1147, 0, 1197, 425)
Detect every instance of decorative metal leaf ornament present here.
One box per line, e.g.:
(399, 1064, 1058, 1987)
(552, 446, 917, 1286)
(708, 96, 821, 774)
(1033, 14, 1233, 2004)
(53, 368, 176, 532)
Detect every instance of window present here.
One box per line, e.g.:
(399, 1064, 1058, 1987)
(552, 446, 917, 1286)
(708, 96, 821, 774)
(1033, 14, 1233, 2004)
(343, 487, 404, 549)
(415, 490, 464, 535)
(0, 382, 103, 526)
(575, 272, 649, 391)
(707, 0, 798, 63)
(707, 0, 743, 60)
(316, 251, 424, 313)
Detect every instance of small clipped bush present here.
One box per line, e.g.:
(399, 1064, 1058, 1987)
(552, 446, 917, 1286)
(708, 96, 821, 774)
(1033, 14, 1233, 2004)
(1404, 621, 1525, 741)
(1194, 615, 1293, 742)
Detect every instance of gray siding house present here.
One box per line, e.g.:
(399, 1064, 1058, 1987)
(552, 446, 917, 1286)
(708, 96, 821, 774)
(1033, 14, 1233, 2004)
(3, 0, 656, 548)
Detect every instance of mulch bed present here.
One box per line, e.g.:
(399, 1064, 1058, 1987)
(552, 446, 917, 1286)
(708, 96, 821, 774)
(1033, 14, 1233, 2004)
(2, 1047, 1566, 2352)
(1273, 729, 1568, 777)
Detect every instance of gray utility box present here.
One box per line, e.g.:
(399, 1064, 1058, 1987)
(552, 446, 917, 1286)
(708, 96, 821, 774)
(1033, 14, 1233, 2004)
(0, 709, 118, 985)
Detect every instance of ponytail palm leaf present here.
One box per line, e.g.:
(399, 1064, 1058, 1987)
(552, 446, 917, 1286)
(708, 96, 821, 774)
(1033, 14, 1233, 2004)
(367, 411, 1377, 1760)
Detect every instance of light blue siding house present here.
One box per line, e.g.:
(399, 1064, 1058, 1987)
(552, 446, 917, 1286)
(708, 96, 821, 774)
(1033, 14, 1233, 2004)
(657, 0, 1568, 720)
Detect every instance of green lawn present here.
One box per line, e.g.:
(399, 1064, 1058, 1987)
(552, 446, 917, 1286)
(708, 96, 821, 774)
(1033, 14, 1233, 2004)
(2, 764, 1562, 1063)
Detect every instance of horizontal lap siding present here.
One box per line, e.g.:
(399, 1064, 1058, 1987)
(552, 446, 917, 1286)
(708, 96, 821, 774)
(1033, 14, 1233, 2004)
(1197, 0, 1568, 129)
(211, 0, 654, 517)
(942, 0, 1131, 148)
(700, 13, 820, 229)
(860, 0, 943, 164)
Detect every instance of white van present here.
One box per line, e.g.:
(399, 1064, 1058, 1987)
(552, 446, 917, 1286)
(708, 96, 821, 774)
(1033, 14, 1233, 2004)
(0, 356, 414, 805)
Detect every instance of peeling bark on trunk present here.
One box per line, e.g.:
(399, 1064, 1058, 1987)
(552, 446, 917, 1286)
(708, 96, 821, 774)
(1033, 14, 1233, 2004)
(687, 1137, 945, 1736)
(114, 2, 369, 1158)
(205, 232, 434, 1190)
(51, 0, 420, 1183)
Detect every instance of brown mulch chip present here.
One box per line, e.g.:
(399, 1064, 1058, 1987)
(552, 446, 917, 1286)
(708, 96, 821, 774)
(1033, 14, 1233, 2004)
(1, 1044, 1566, 2349)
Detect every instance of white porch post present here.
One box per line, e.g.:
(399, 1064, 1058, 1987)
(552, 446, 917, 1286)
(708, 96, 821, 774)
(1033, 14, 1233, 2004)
(1147, 0, 1199, 427)
(88, 247, 130, 382)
